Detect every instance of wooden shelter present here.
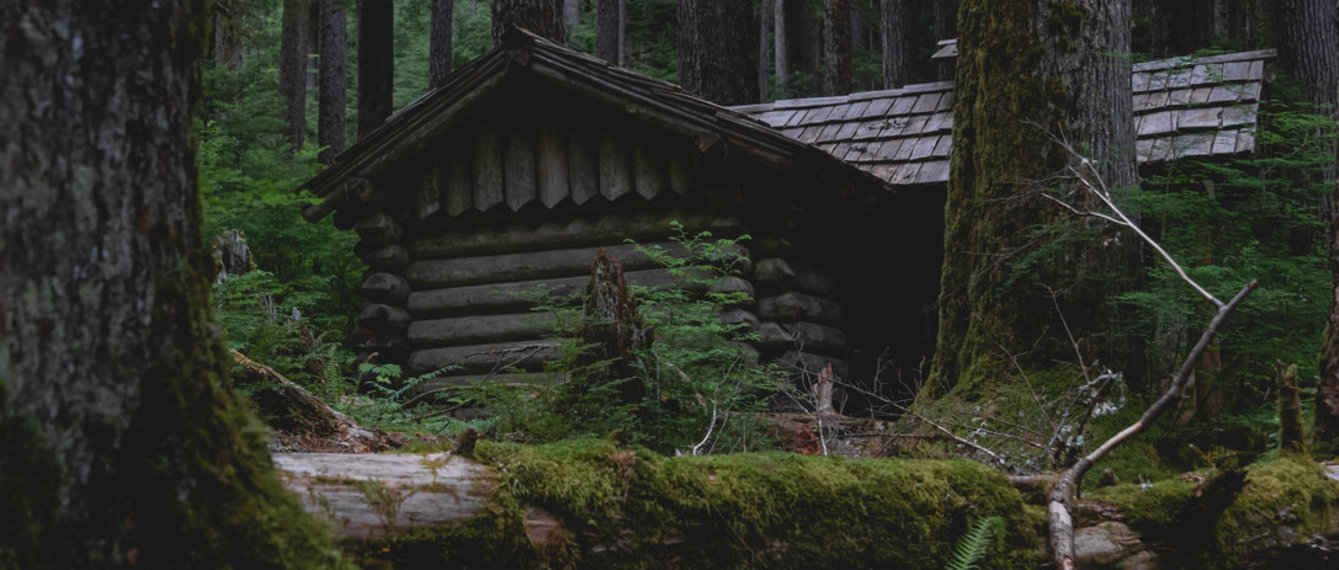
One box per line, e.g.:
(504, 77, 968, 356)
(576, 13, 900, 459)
(299, 30, 902, 388)
(300, 30, 1274, 393)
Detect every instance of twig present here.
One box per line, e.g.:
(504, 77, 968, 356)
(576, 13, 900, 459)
(1047, 280, 1256, 570)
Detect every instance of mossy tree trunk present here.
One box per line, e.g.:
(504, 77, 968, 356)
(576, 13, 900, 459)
(924, 0, 1135, 401)
(0, 1, 345, 567)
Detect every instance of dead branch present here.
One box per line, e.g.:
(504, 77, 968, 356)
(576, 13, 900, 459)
(1047, 280, 1256, 570)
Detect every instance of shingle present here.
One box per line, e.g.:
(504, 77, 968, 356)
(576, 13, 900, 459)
(1167, 88, 1193, 106)
(1165, 68, 1194, 89)
(804, 106, 835, 124)
(841, 100, 871, 121)
(915, 160, 951, 184)
(824, 104, 853, 122)
(1221, 103, 1256, 127)
(1139, 111, 1175, 136)
(1135, 138, 1154, 161)
(784, 109, 812, 127)
(873, 139, 904, 160)
(1247, 60, 1264, 80)
(1148, 137, 1174, 162)
(890, 162, 923, 185)
(931, 135, 953, 157)
(1174, 133, 1215, 157)
(936, 92, 954, 111)
(816, 123, 845, 142)
(1236, 129, 1256, 153)
(844, 142, 875, 161)
(893, 137, 921, 161)
(861, 98, 895, 118)
(834, 121, 861, 141)
(911, 93, 942, 114)
(1132, 71, 1152, 93)
(889, 96, 918, 115)
(923, 111, 952, 133)
(868, 163, 900, 183)
(1212, 130, 1239, 154)
(758, 110, 796, 127)
(910, 136, 940, 160)
(1222, 60, 1252, 81)
(1189, 87, 1214, 104)
(1208, 85, 1242, 103)
(1179, 107, 1221, 129)
(797, 126, 823, 143)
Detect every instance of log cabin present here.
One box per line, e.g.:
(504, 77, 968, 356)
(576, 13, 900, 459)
(298, 29, 1272, 397)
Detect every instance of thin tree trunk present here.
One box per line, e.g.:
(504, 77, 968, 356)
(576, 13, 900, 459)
(775, 0, 789, 95)
(430, 0, 455, 87)
(617, 0, 626, 65)
(924, 0, 1136, 399)
(822, 0, 851, 95)
(211, 0, 244, 69)
(358, 0, 393, 139)
(564, 0, 580, 29)
(0, 1, 344, 566)
(318, 0, 347, 163)
(761, 0, 773, 98)
(932, 0, 957, 80)
(880, 0, 908, 89)
(1151, 0, 1215, 57)
(491, 0, 565, 43)
(597, 0, 620, 63)
(281, 0, 310, 148)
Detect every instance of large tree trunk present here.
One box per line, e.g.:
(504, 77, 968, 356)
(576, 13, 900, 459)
(358, 0, 394, 139)
(430, 0, 455, 87)
(881, 0, 909, 88)
(0, 1, 344, 567)
(281, 0, 310, 148)
(491, 0, 565, 43)
(1274, 0, 1339, 453)
(760, 0, 773, 98)
(924, 0, 1135, 399)
(822, 0, 852, 95)
(677, 0, 759, 105)
(597, 0, 621, 63)
(318, 0, 348, 163)
(564, 0, 580, 29)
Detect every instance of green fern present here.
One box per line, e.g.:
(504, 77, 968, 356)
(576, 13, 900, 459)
(943, 516, 1003, 570)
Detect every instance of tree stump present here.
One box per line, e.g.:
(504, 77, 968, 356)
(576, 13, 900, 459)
(572, 248, 653, 404)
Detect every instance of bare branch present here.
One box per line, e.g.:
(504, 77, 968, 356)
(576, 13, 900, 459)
(1047, 280, 1257, 569)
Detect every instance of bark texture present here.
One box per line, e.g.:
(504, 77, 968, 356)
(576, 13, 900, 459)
(597, 0, 621, 63)
(677, 0, 759, 105)
(823, 0, 852, 95)
(358, 0, 394, 139)
(430, 0, 455, 87)
(774, 0, 789, 95)
(1274, 0, 1339, 451)
(318, 0, 347, 163)
(0, 1, 344, 567)
(925, 0, 1136, 399)
(1150, 0, 1215, 57)
(491, 0, 565, 43)
(573, 249, 652, 404)
(281, 0, 311, 147)
(881, 0, 909, 88)
(211, 0, 245, 68)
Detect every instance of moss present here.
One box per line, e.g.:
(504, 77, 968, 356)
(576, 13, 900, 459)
(1089, 455, 1339, 568)
(465, 438, 1036, 568)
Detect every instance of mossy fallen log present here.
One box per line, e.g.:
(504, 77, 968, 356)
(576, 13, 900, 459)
(275, 439, 1037, 568)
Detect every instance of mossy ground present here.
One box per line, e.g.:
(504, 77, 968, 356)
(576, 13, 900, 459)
(367, 438, 1039, 568)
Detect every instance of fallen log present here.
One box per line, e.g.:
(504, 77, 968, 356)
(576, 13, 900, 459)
(273, 439, 1038, 568)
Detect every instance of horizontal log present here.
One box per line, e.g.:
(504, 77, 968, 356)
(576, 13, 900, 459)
(406, 269, 750, 318)
(407, 341, 558, 375)
(361, 272, 411, 305)
(753, 258, 838, 296)
(755, 321, 848, 356)
(275, 453, 495, 541)
(354, 213, 403, 245)
(408, 312, 558, 348)
(719, 308, 759, 330)
(771, 350, 850, 381)
(407, 211, 740, 258)
(359, 304, 411, 334)
(405, 242, 682, 288)
(359, 335, 410, 364)
(756, 292, 845, 326)
(412, 371, 565, 390)
(354, 243, 411, 272)
(273, 441, 1035, 565)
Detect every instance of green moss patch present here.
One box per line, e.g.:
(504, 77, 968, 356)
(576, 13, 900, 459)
(364, 438, 1039, 568)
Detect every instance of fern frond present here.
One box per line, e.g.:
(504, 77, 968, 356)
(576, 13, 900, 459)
(943, 516, 1003, 570)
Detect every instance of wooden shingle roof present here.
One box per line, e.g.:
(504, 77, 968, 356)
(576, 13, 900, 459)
(300, 29, 889, 222)
(733, 49, 1274, 187)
